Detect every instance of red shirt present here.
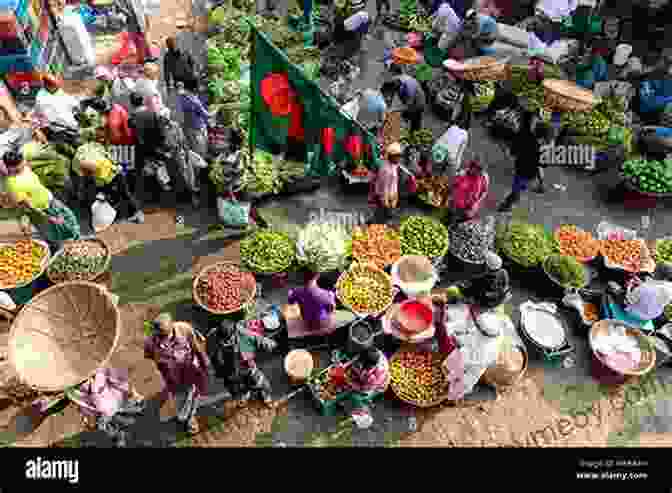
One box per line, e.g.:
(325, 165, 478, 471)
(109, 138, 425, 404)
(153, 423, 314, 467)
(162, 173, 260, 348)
(452, 174, 486, 211)
(107, 104, 136, 145)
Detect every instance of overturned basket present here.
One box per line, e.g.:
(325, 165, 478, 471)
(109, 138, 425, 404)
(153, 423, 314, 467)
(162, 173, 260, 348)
(543, 79, 598, 112)
(589, 320, 656, 377)
(193, 261, 257, 315)
(47, 238, 112, 284)
(7, 281, 121, 392)
(459, 56, 509, 81)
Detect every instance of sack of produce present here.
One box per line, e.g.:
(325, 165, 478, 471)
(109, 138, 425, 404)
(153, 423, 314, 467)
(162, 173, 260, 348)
(448, 219, 495, 264)
(216, 197, 250, 227)
(496, 220, 559, 268)
(400, 215, 450, 261)
(240, 230, 295, 274)
(296, 222, 349, 272)
(91, 193, 117, 233)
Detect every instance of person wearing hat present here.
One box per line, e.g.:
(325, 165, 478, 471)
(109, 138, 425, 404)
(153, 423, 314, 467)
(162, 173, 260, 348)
(370, 142, 402, 213)
(458, 251, 511, 309)
(0, 149, 80, 252)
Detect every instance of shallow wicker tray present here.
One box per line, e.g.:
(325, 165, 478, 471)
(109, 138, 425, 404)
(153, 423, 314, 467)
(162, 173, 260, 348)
(0, 239, 50, 290)
(193, 261, 257, 315)
(390, 348, 450, 408)
(459, 56, 509, 81)
(601, 238, 656, 273)
(543, 79, 598, 112)
(589, 320, 656, 377)
(553, 227, 600, 263)
(336, 264, 394, 318)
(46, 238, 111, 284)
(7, 281, 121, 392)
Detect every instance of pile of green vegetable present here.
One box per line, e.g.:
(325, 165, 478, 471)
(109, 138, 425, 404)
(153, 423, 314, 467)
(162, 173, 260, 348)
(400, 216, 449, 259)
(238, 150, 305, 195)
(208, 41, 242, 81)
(470, 82, 496, 113)
(21, 142, 69, 191)
(296, 222, 349, 272)
(496, 221, 560, 268)
(241, 230, 296, 273)
(400, 129, 433, 148)
(543, 254, 587, 288)
(622, 158, 672, 194)
(654, 238, 672, 264)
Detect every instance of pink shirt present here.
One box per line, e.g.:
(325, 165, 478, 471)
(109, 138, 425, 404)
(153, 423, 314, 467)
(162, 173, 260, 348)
(375, 161, 399, 198)
(74, 367, 131, 417)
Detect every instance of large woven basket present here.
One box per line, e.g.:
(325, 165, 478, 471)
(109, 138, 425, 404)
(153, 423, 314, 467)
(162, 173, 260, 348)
(543, 79, 598, 112)
(390, 347, 451, 408)
(7, 281, 121, 392)
(336, 263, 395, 318)
(193, 261, 257, 315)
(459, 56, 509, 81)
(46, 238, 112, 284)
(589, 320, 656, 377)
(0, 238, 51, 290)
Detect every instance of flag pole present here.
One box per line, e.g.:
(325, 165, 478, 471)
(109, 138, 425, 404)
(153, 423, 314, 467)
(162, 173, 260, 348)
(248, 21, 256, 159)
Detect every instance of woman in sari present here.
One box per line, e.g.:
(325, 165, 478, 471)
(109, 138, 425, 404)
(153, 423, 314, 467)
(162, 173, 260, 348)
(144, 313, 210, 434)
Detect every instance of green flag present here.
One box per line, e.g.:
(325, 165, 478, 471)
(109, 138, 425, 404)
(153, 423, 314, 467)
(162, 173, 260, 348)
(248, 22, 381, 176)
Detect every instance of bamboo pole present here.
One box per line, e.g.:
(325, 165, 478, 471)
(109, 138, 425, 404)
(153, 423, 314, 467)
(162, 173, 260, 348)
(248, 24, 257, 158)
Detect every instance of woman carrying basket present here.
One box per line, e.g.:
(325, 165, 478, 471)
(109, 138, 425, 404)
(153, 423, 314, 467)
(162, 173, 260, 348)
(144, 313, 211, 434)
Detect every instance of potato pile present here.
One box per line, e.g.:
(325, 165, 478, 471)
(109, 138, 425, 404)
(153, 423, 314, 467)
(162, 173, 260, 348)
(351, 224, 401, 270)
(390, 350, 449, 406)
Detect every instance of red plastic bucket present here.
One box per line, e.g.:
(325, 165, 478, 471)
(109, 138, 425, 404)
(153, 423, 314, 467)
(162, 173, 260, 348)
(398, 300, 433, 335)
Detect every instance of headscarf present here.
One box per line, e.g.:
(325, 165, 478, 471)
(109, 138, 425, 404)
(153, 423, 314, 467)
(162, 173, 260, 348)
(485, 251, 502, 270)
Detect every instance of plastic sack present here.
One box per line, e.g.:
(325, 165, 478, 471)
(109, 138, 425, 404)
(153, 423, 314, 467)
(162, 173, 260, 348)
(626, 281, 672, 321)
(216, 196, 250, 227)
(91, 193, 117, 233)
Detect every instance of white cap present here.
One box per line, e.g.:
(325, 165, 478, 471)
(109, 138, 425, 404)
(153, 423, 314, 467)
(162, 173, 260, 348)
(485, 251, 502, 270)
(613, 44, 632, 66)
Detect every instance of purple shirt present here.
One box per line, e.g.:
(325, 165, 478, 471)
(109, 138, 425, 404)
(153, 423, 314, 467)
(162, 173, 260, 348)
(395, 75, 426, 110)
(288, 284, 336, 329)
(177, 93, 209, 129)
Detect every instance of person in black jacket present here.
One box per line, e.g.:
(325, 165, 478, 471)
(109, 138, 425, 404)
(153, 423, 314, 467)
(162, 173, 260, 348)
(498, 111, 551, 212)
(164, 37, 196, 91)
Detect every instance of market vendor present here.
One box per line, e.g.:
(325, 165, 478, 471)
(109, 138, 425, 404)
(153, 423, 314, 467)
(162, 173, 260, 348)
(72, 139, 144, 224)
(333, 347, 389, 429)
(287, 271, 337, 334)
(0, 150, 80, 252)
(449, 159, 489, 223)
(144, 313, 211, 434)
(68, 367, 145, 448)
(369, 142, 402, 212)
(33, 74, 80, 133)
(381, 68, 427, 132)
(457, 251, 511, 309)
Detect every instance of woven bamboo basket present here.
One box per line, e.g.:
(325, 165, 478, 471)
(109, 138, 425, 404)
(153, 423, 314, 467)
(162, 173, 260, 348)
(390, 347, 451, 408)
(46, 238, 112, 284)
(336, 263, 395, 318)
(543, 79, 598, 112)
(392, 47, 419, 65)
(193, 261, 257, 315)
(0, 239, 50, 290)
(6, 281, 121, 392)
(460, 57, 509, 81)
(589, 320, 656, 377)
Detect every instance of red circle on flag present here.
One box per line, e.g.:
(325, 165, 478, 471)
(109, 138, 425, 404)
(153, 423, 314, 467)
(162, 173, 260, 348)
(261, 73, 296, 116)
